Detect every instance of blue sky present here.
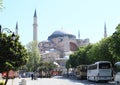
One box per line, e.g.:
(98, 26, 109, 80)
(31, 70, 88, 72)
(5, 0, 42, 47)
(0, 0, 120, 45)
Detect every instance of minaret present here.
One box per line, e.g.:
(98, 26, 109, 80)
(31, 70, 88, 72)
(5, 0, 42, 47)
(78, 30, 80, 39)
(15, 22, 18, 35)
(33, 9, 38, 42)
(104, 22, 107, 38)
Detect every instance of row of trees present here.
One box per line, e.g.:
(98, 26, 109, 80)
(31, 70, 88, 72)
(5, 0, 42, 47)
(66, 24, 120, 69)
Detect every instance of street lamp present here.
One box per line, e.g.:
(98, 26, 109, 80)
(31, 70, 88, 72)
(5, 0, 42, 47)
(0, 25, 16, 39)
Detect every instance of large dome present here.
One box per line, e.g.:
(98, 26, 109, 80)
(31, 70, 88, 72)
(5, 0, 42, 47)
(48, 30, 76, 40)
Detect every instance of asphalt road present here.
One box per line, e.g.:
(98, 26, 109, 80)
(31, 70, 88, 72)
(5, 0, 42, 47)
(6, 76, 115, 85)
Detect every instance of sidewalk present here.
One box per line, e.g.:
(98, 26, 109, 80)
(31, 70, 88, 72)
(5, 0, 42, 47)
(6, 78, 41, 85)
(6, 78, 21, 85)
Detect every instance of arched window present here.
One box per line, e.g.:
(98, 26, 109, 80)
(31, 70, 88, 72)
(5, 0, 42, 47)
(70, 42, 78, 51)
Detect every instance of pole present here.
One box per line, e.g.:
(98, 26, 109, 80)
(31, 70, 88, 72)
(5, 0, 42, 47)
(0, 25, 1, 37)
(0, 25, 1, 33)
(11, 79, 14, 85)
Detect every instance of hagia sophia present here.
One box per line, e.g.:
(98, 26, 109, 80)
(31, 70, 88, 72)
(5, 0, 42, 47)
(38, 29, 89, 71)
(20, 10, 106, 73)
(32, 10, 90, 72)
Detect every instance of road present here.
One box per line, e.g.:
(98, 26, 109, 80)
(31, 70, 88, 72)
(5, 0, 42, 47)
(6, 76, 115, 85)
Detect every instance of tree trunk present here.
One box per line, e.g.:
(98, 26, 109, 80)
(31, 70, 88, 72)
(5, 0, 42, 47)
(4, 71, 9, 85)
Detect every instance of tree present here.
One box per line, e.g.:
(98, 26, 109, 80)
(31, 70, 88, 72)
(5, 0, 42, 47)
(68, 44, 93, 68)
(25, 41, 41, 72)
(109, 24, 120, 63)
(0, 33, 28, 85)
(65, 60, 71, 77)
(66, 23, 120, 73)
(38, 62, 57, 77)
(77, 44, 92, 65)
(69, 53, 78, 68)
(98, 37, 114, 64)
(38, 62, 56, 71)
(0, 0, 3, 9)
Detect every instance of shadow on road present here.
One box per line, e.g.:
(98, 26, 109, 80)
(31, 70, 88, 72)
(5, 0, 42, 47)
(53, 76, 115, 85)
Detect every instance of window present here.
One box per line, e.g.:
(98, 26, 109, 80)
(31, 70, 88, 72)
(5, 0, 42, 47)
(88, 64, 97, 70)
(99, 63, 110, 69)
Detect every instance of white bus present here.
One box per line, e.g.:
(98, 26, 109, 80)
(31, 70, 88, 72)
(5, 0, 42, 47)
(87, 61, 113, 82)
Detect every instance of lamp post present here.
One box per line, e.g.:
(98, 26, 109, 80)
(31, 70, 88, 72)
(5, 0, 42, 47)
(0, 25, 16, 39)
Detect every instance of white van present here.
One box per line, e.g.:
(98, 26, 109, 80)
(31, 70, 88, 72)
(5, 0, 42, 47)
(114, 62, 120, 85)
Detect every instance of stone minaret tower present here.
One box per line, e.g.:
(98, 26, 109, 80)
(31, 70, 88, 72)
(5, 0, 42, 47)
(104, 22, 107, 38)
(78, 30, 80, 39)
(33, 9, 38, 42)
(15, 22, 18, 35)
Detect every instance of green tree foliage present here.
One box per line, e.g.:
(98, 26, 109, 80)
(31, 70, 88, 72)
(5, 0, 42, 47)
(69, 53, 78, 68)
(109, 24, 120, 63)
(0, 33, 28, 85)
(68, 44, 93, 68)
(0, 34, 28, 71)
(38, 62, 56, 72)
(77, 44, 92, 65)
(67, 23, 120, 68)
(65, 60, 71, 70)
(99, 38, 113, 63)
(38, 62, 57, 77)
(0, 0, 3, 9)
(87, 42, 104, 64)
(25, 41, 41, 72)
(65, 60, 71, 76)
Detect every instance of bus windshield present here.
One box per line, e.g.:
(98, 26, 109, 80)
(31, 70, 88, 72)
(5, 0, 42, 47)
(99, 63, 110, 69)
(77, 65, 87, 72)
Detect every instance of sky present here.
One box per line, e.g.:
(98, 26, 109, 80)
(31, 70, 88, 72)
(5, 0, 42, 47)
(0, 0, 120, 45)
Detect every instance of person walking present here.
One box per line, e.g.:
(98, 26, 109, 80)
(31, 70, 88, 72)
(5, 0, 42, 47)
(31, 74, 34, 80)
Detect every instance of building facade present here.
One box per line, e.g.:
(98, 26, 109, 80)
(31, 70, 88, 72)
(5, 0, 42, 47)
(38, 30, 89, 72)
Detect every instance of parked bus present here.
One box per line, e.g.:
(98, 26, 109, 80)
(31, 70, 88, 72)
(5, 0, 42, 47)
(87, 61, 113, 82)
(75, 65, 87, 79)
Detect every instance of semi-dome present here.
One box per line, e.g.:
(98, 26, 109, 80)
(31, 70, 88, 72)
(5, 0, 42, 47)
(48, 30, 76, 40)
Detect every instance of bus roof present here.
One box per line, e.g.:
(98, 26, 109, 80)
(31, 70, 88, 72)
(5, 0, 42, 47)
(77, 65, 87, 67)
(94, 61, 111, 64)
(115, 62, 120, 66)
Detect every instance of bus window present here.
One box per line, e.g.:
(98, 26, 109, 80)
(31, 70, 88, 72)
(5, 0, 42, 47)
(99, 63, 110, 69)
(88, 64, 97, 70)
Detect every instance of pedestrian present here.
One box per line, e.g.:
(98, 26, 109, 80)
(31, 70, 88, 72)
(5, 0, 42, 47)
(31, 74, 34, 80)
(19, 75, 21, 79)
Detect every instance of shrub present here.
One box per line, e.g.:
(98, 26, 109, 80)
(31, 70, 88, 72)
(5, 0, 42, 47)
(0, 81, 4, 85)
